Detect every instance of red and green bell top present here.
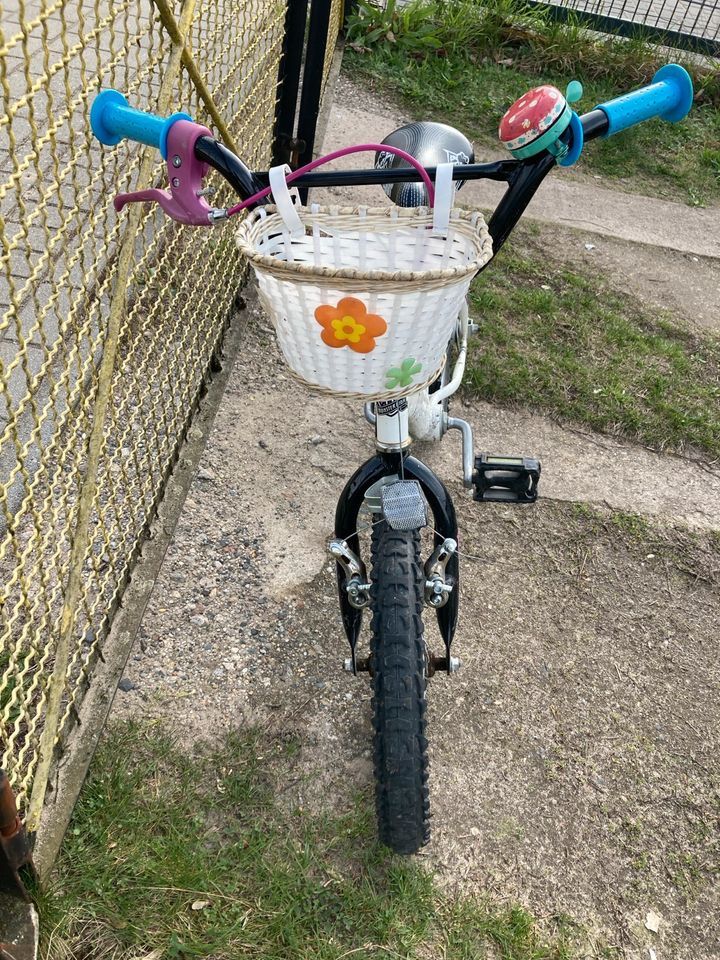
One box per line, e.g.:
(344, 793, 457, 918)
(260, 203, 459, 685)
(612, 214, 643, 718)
(498, 81, 583, 161)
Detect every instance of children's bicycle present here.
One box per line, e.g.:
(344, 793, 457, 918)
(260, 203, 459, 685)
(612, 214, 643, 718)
(91, 64, 693, 853)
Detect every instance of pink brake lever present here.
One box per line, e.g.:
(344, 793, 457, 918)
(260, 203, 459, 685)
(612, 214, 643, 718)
(114, 119, 218, 226)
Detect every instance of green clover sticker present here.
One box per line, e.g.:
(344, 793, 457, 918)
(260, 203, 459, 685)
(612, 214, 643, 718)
(385, 357, 422, 390)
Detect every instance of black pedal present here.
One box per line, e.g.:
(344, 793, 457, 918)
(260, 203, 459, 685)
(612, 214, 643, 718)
(473, 453, 540, 503)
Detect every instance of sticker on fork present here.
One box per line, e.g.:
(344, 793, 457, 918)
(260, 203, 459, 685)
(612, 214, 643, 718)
(376, 398, 408, 418)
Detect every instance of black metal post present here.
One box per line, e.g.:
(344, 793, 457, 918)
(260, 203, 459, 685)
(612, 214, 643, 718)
(343, 0, 357, 30)
(272, 0, 310, 166)
(296, 0, 334, 196)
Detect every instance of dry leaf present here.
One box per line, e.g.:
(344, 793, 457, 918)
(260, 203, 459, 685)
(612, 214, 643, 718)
(191, 899, 211, 911)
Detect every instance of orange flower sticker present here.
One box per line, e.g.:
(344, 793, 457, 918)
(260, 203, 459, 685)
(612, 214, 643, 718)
(314, 297, 387, 354)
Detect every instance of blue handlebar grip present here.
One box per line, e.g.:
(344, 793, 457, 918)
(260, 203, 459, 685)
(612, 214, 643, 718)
(595, 64, 693, 137)
(90, 89, 192, 160)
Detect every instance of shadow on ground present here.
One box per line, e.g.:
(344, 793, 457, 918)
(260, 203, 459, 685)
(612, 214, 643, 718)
(114, 304, 720, 960)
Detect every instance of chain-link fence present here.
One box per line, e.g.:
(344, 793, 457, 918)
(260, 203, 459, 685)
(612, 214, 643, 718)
(0, 0, 339, 852)
(535, 0, 720, 54)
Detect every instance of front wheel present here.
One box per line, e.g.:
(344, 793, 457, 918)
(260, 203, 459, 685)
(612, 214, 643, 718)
(370, 520, 430, 854)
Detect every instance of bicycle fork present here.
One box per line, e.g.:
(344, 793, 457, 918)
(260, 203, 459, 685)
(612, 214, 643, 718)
(329, 398, 461, 677)
(329, 391, 542, 675)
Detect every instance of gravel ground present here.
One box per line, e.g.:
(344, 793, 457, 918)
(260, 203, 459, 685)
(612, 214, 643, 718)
(112, 295, 720, 960)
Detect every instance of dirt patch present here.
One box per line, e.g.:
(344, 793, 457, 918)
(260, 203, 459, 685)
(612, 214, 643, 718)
(424, 503, 720, 955)
(518, 223, 720, 335)
(114, 304, 720, 959)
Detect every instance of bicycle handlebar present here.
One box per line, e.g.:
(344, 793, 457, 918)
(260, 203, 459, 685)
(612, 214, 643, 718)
(593, 64, 693, 137)
(90, 64, 694, 244)
(90, 89, 192, 159)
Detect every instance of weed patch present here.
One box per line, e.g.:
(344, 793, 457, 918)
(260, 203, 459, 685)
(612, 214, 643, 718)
(37, 721, 599, 959)
(466, 237, 720, 458)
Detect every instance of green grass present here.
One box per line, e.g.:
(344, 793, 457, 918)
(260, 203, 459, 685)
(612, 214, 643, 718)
(466, 239, 720, 457)
(345, 0, 720, 205)
(36, 721, 594, 960)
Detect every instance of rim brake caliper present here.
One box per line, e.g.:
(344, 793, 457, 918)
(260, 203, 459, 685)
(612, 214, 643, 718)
(328, 539, 370, 610)
(424, 537, 457, 608)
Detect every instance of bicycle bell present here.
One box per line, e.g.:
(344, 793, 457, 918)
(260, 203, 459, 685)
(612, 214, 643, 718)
(499, 80, 584, 167)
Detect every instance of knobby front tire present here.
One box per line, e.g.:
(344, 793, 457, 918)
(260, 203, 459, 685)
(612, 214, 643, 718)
(369, 520, 430, 854)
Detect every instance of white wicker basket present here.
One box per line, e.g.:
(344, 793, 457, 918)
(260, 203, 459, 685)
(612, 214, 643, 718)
(235, 201, 492, 400)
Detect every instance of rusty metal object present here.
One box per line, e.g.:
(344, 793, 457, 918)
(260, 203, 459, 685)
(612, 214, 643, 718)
(426, 654, 442, 678)
(0, 773, 37, 960)
(287, 136, 306, 167)
(347, 653, 461, 678)
(0, 772, 34, 900)
(426, 654, 461, 677)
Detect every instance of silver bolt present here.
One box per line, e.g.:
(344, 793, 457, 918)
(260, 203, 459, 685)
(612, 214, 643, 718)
(172, 177, 180, 188)
(432, 580, 443, 595)
(430, 595, 442, 607)
(449, 656, 462, 673)
(343, 658, 354, 672)
(172, 155, 182, 168)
